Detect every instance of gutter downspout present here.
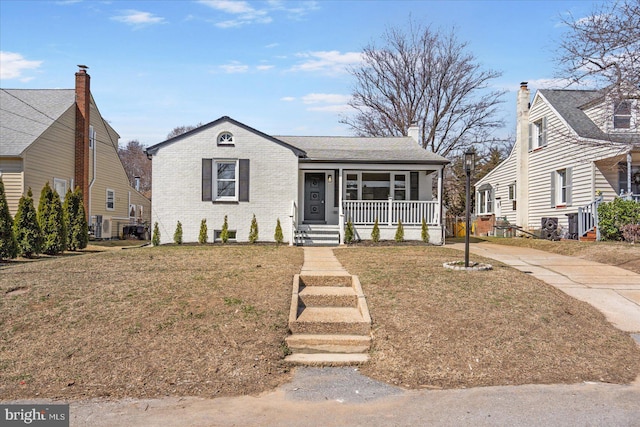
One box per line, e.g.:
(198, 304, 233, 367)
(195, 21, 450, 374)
(88, 137, 96, 221)
(627, 152, 633, 201)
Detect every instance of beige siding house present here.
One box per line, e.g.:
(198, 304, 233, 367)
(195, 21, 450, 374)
(145, 116, 449, 245)
(476, 83, 639, 239)
(1, 67, 151, 239)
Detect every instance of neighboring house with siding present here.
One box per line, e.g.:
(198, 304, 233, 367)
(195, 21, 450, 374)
(0, 67, 151, 239)
(145, 116, 449, 245)
(475, 82, 639, 238)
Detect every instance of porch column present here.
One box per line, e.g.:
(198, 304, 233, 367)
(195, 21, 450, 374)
(338, 168, 345, 244)
(627, 152, 633, 200)
(437, 167, 443, 226)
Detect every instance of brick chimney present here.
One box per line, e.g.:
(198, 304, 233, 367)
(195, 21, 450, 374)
(75, 65, 90, 216)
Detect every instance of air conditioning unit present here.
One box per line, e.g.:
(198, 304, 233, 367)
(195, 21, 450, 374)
(101, 216, 112, 239)
(541, 217, 559, 240)
(93, 215, 103, 238)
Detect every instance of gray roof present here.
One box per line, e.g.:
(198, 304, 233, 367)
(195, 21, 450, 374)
(0, 89, 76, 157)
(276, 135, 449, 164)
(539, 89, 639, 145)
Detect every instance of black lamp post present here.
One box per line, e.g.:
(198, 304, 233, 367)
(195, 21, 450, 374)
(464, 149, 475, 268)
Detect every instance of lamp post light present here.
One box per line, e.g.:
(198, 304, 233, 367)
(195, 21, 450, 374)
(464, 149, 476, 268)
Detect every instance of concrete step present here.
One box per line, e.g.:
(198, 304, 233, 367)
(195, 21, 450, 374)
(295, 227, 340, 246)
(299, 286, 358, 307)
(290, 307, 370, 335)
(299, 275, 352, 287)
(284, 353, 370, 366)
(285, 334, 371, 354)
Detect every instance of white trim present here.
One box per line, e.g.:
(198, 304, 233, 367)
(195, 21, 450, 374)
(106, 188, 115, 211)
(214, 159, 239, 201)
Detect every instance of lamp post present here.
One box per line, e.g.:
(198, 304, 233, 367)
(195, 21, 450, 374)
(464, 149, 475, 268)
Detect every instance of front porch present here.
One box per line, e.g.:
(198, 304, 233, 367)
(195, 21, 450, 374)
(292, 167, 445, 245)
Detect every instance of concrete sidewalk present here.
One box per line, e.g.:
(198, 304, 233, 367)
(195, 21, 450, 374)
(447, 242, 640, 334)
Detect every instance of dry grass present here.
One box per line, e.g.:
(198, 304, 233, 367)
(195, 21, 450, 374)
(335, 246, 640, 389)
(1, 242, 639, 401)
(471, 237, 640, 274)
(0, 245, 303, 400)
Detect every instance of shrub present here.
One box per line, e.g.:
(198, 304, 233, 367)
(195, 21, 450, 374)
(395, 220, 404, 242)
(344, 220, 355, 244)
(199, 219, 208, 244)
(152, 222, 161, 246)
(13, 188, 42, 258)
(63, 187, 88, 251)
(421, 217, 429, 243)
(174, 221, 183, 244)
(0, 178, 17, 260)
(598, 198, 640, 241)
(249, 214, 258, 243)
(38, 182, 66, 255)
(274, 218, 284, 244)
(221, 215, 229, 243)
(371, 218, 380, 243)
(621, 224, 640, 243)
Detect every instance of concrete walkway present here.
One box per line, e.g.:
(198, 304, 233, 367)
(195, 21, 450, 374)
(300, 247, 350, 276)
(447, 242, 640, 334)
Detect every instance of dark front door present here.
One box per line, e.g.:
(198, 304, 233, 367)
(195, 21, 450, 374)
(304, 173, 326, 223)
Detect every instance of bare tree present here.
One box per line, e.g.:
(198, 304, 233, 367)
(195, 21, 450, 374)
(556, 0, 640, 95)
(118, 140, 152, 197)
(341, 21, 506, 157)
(166, 123, 203, 140)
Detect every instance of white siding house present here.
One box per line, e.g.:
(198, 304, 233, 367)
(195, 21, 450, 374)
(145, 116, 450, 245)
(475, 83, 640, 239)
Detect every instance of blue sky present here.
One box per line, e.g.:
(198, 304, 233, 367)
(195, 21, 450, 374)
(1, 0, 600, 146)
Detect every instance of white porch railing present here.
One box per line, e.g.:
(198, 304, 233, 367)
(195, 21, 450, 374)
(343, 198, 439, 225)
(578, 196, 602, 241)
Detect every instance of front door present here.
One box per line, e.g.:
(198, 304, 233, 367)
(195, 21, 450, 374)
(304, 173, 326, 223)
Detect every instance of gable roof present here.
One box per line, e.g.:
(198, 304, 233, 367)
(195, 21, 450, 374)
(538, 89, 638, 145)
(144, 116, 307, 157)
(276, 135, 449, 164)
(0, 89, 76, 157)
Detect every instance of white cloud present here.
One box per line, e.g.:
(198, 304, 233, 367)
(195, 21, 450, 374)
(0, 51, 42, 81)
(256, 65, 274, 71)
(302, 93, 351, 105)
(220, 61, 249, 73)
(199, 0, 318, 28)
(265, 43, 279, 49)
(290, 51, 362, 74)
(280, 96, 296, 102)
(112, 10, 166, 27)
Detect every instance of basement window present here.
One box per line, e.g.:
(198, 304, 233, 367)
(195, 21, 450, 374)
(214, 230, 237, 242)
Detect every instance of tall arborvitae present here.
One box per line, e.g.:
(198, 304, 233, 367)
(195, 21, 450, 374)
(221, 215, 229, 243)
(248, 214, 258, 243)
(274, 218, 283, 244)
(174, 221, 183, 244)
(152, 222, 160, 246)
(13, 188, 42, 258)
(199, 219, 208, 244)
(38, 182, 66, 255)
(0, 179, 18, 260)
(63, 187, 89, 251)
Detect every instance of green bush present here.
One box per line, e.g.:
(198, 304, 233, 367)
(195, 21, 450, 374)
(371, 218, 380, 243)
(199, 219, 208, 244)
(274, 218, 284, 244)
(421, 218, 429, 243)
(152, 222, 160, 246)
(38, 182, 66, 255)
(395, 220, 404, 242)
(221, 215, 229, 243)
(0, 178, 17, 260)
(344, 220, 355, 243)
(14, 188, 42, 258)
(249, 214, 258, 243)
(63, 187, 88, 251)
(173, 221, 183, 244)
(598, 198, 640, 241)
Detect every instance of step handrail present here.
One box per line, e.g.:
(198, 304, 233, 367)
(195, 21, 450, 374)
(577, 196, 602, 241)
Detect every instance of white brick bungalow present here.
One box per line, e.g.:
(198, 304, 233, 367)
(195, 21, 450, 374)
(475, 83, 639, 239)
(144, 116, 449, 245)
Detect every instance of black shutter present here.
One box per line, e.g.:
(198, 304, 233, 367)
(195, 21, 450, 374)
(239, 159, 250, 202)
(202, 159, 212, 201)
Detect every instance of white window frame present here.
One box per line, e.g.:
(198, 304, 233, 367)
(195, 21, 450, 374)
(508, 183, 516, 201)
(106, 188, 115, 211)
(53, 178, 67, 202)
(477, 187, 493, 215)
(214, 159, 238, 201)
(89, 125, 96, 149)
(343, 171, 411, 201)
(613, 100, 634, 130)
(217, 131, 234, 146)
(551, 168, 572, 207)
